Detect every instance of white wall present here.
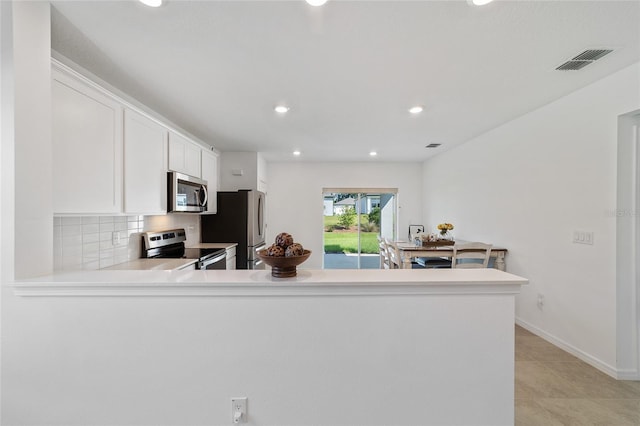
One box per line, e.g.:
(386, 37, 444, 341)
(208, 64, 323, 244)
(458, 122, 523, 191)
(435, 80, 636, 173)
(219, 151, 259, 191)
(0, 0, 15, 286)
(2, 282, 517, 425)
(267, 162, 423, 269)
(11, 1, 52, 279)
(256, 151, 267, 193)
(422, 62, 640, 375)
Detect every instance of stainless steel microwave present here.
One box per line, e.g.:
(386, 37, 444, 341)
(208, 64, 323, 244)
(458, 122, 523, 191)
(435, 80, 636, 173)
(168, 171, 208, 213)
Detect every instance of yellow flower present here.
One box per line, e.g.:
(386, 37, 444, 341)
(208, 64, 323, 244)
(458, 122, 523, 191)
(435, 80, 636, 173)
(436, 223, 454, 238)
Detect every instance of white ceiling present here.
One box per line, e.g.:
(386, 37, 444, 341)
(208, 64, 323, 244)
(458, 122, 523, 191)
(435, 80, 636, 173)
(51, 0, 640, 162)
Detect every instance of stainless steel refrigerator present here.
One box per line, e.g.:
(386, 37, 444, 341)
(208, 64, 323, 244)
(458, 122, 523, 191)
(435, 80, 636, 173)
(201, 190, 266, 269)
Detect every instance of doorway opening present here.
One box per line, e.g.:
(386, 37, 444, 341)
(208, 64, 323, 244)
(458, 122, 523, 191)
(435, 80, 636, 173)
(322, 188, 397, 269)
(616, 110, 640, 379)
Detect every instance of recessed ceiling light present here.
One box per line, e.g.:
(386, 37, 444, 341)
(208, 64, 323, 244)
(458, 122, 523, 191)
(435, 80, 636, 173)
(369, 151, 378, 157)
(306, 0, 328, 6)
(409, 106, 424, 114)
(469, 0, 494, 5)
(139, 0, 163, 7)
(274, 105, 290, 113)
(293, 150, 301, 156)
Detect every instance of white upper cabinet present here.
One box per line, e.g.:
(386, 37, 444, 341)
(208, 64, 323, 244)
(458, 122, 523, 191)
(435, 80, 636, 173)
(52, 68, 123, 214)
(52, 60, 215, 216)
(169, 131, 202, 178)
(123, 109, 168, 214)
(201, 149, 219, 214)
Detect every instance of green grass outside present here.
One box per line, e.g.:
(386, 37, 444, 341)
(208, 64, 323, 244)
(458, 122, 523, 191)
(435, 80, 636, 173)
(323, 232, 379, 254)
(324, 214, 369, 229)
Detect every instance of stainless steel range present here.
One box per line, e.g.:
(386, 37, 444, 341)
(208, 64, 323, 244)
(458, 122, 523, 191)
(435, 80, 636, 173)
(142, 229, 226, 270)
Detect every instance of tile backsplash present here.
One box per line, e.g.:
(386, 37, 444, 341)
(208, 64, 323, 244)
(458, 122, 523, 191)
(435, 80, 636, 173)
(53, 214, 200, 271)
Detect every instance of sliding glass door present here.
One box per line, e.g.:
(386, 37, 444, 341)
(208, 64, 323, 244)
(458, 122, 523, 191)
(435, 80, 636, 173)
(323, 189, 396, 269)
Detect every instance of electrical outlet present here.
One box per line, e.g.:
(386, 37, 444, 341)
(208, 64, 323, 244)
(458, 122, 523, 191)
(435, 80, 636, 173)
(584, 232, 593, 245)
(112, 231, 121, 246)
(537, 293, 545, 310)
(573, 230, 594, 245)
(231, 397, 247, 424)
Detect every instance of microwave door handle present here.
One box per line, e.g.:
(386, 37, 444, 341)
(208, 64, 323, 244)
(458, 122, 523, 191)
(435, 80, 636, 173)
(200, 185, 208, 208)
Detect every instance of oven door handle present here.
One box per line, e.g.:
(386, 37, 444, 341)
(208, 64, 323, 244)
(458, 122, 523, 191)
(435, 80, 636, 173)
(199, 252, 226, 268)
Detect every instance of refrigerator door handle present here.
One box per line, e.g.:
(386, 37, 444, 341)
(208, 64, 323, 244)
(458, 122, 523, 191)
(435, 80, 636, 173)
(249, 243, 267, 261)
(258, 194, 264, 239)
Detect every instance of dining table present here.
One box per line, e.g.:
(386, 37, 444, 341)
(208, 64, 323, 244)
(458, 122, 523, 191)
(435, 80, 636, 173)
(393, 240, 507, 271)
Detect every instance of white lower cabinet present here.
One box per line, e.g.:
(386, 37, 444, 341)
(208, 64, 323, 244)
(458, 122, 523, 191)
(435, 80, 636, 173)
(178, 263, 197, 271)
(123, 109, 168, 214)
(52, 68, 123, 214)
(226, 246, 237, 270)
(201, 149, 219, 214)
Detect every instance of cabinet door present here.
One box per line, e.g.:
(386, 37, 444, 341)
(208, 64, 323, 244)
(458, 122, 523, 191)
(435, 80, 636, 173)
(201, 149, 219, 213)
(52, 70, 123, 214)
(226, 256, 236, 270)
(226, 247, 236, 270)
(184, 142, 202, 178)
(124, 109, 168, 214)
(169, 131, 202, 178)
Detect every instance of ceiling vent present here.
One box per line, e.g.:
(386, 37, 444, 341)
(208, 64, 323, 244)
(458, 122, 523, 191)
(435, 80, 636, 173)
(425, 143, 441, 148)
(556, 49, 613, 71)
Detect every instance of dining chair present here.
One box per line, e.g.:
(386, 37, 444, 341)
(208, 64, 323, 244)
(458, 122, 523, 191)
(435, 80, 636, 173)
(385, 239, 402, 269)
(415, 256, 452, 269)
(451, 242, 493, 269)
(378, 237, 391, 269)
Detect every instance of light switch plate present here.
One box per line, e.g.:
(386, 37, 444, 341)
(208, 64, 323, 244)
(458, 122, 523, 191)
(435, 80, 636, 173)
(231, 397, 247, 424)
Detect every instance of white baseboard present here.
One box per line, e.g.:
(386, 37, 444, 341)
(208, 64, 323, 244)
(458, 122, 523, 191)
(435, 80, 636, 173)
(616, 369, 640, 380)
(515, 317, 639, 380)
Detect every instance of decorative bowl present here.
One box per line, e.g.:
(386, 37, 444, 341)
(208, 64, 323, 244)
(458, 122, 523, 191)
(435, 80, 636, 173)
(257, 249, 312, 278)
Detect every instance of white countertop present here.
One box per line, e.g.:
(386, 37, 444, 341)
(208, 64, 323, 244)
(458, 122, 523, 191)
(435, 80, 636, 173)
(13, 268, 528, 297)
(103, 243, 238, 271)
(101, 258, 197, 271)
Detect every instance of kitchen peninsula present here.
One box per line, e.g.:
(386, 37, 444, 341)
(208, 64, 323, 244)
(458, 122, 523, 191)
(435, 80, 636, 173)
(10, 268, 527, 426)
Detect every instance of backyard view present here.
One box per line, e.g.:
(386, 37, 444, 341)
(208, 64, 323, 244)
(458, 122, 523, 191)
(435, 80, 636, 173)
(323, 191, 395, 269)
(323, 208, 380, 254)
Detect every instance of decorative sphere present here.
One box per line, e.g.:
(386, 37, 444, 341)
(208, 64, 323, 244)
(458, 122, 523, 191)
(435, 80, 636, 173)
(285, 243, 304, 257)
(266, 244, 285, 257)
(275, 232, 294, 248)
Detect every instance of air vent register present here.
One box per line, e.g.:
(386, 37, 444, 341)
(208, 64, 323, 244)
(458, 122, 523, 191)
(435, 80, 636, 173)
(556, 49, 613, 71)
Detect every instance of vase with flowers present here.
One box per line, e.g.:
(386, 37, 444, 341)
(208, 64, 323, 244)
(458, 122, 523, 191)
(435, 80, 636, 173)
(437, 222, 454, 241)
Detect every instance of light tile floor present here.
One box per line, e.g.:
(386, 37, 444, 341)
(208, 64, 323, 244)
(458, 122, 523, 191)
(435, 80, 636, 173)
(515, 325, 640, 425)
(323, 253, 381, 269)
